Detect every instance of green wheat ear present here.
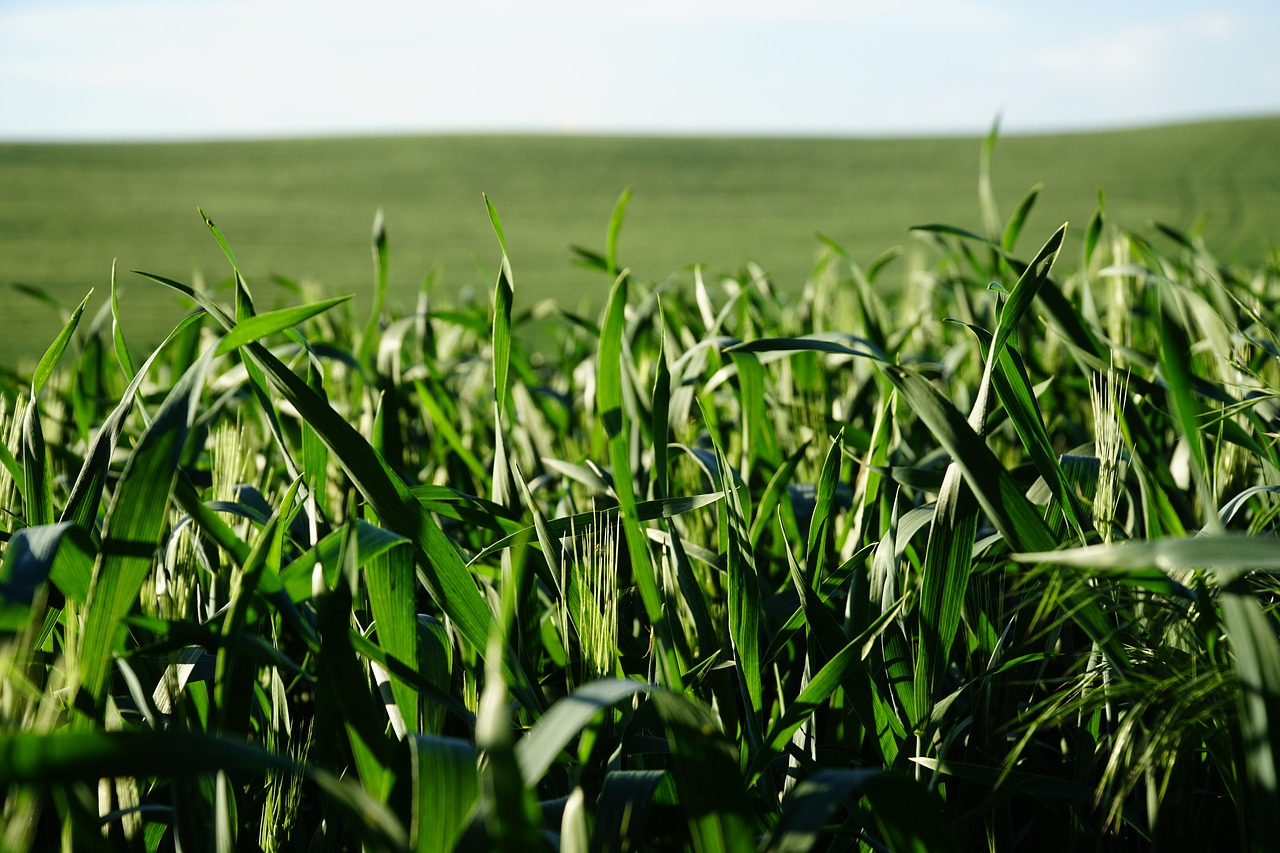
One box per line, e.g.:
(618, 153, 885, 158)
(0, 396, 25, 527)
(566, 511, 620, 683)
(1090, 362, 1129, 543)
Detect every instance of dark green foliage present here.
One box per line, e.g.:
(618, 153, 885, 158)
(1, 163, 1280, 852)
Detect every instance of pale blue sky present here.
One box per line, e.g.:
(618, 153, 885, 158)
(3, 0, 1278, 140)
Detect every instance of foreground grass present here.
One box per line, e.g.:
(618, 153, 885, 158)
(2, 176, 1280, 850)
(3, 115, 1280, 366)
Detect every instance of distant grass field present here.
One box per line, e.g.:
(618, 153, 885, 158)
(2, 116, 1279, 366)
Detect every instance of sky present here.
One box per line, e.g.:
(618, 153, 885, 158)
(3, 0, 1279, 141)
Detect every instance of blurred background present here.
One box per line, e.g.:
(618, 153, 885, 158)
(3, 0, 1279, 365)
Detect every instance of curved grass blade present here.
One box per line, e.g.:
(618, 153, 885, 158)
(597, 270, 681, 688)
(212, 295, 351, 357)
(109, 260, 135, 381)
(367, 536, 419, 736)
(23, 291, 92, 528)
(606, 187, 633, 277)
(215, 477, 302, 734)
(77, 346, 214, 707)
(515, 678, 649, 784)
(62, 311, 207, 530)
(485, 194, 514, 421)
(30, 290, 91, 400)
(135, 270, 542, 711)
(878, 362, 1055, 554)
(805, 431, 843, 584)
(0, 730, 293, 784)
(1014, 534, 1275, 592)
(1001, 183, 1043, 253)
(1220, 582, 1280, 842)
(410, 734, 479, 853)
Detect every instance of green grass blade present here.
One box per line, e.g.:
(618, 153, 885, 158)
(914, 461, 979, 723)
(30, 290, 91, 399)
(21, 400, 51, 528)
(1014, 534, 1277, 583)
(516, 678, 649, 784)
(1220, 583, 1280, 843)
(606, 187, 633, 276)
(199, 208, 243, 277)
(878, 361, 1056, 554)
(597, 270, 682, 689)
(805, 431, 843, 584)
(0, 730, 292, 784)
(410, 734, 479, 853)
(1158, 290, 1218, 531)
(749, 441, 808, 551)
(215, 477, 301, 733)
(367, 537, 420, 736)
(212, 295, 351, 357)
(485, 194, 515, 421)
(77, 346, 214, 706)
(1001, 183, 1043, 253)
(62, 311, 207, 529)
(0, 521, 94, 630)
(136, 270, 543, 711)
(750, 599, 904, 783)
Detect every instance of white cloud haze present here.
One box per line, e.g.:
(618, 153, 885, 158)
(2, 0, 1276, 139)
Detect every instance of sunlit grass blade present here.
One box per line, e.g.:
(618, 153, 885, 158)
(597, 269, 682, 688)
(606, 187, 633, 277)
(516, 678, 649, 784)
(915, 459, 979, 723)
(366, 536, 419, 736)
(30, 289, 91, 400)
(61, 311, 206, 530)
(804, 431, 843, 584)
(1014, 534, 1277, 585)
(77, 346, 214, 706)
(136, 269, 543, 711)
(212, 295, 351, 356)
(1219, 583, 1280, 844)
(1002, 183, 1043, 253)
(109, 260, 135, 380)
(485, 194, 514, 421)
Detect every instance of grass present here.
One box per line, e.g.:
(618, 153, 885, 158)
(2, 128, 1280, 850)
(3, 115, 1280, 365)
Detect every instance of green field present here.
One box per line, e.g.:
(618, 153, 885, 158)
(8, 116, 1280, 848)
(3, 116, 1279, 367)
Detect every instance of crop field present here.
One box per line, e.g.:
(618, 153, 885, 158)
(2, 116, 1279, 367)
(3, 120, 1280, 850)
